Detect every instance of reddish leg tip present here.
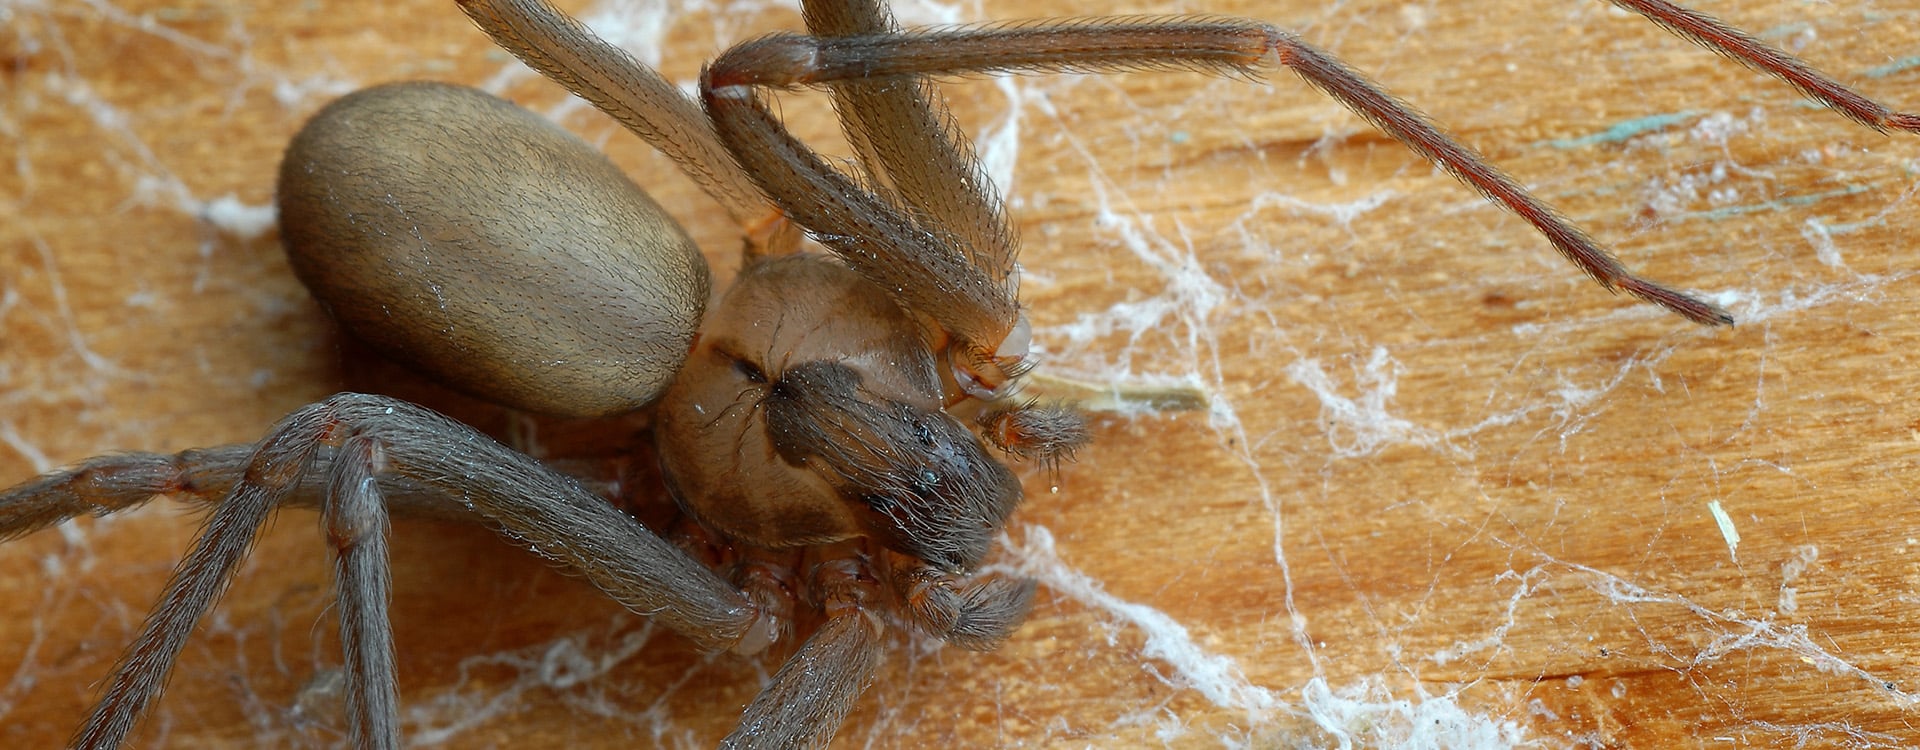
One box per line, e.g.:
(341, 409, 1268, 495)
(1618, 277, 1733, 326)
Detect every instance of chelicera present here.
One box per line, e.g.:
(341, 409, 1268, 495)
(2, 0, 1914, 747)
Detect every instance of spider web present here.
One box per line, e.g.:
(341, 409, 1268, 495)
(3, 0, 1919, 747)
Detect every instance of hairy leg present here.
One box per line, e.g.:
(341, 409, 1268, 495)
(11, 393, 771, 748)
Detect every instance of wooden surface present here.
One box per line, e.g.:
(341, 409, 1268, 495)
(4, 1, 1920, 747)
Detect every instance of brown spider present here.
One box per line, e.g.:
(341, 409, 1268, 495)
(3, 0, 1920, 744)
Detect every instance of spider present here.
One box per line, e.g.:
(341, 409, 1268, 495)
(0, 0, 1912, 744)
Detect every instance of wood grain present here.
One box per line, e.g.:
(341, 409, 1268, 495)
(4, 0, 1918, 747)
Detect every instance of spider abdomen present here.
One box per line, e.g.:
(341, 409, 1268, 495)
(277, 81, 710, 417)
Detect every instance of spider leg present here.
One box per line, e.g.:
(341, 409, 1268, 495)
(894, 561, 1037, 651)
(71, 410, 329, 750)
(0, 446, 251, 541)
(698, 17, 1734, 327)
(719, 551, 1040, 748)
(324, 433, 399, 750)
(723, 556, 885, 750)
(803, 0, 1018, 288)
(1610, 0, 1920, 133)
(799, 0, 1033, 398)
(454, 0, 766, 226)
(0, 445, 473, 543)
(291, 394, 767, 652)
(724, 610, 883, 750)
(49, 393, 768, 749)
(1, 442, 411, 747)
(699, 78, 1022, 388)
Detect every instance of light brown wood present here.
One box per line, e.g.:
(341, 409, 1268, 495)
(4, 1, 1918, 747)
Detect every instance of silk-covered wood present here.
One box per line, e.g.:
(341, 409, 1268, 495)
(3, 0, 1918, 746)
